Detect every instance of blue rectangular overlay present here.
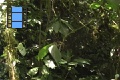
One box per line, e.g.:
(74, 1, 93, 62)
(12, 13, 22, 21)
(12, 7, 22, 12)
(11, 7, 23, 28)
(12, 22, 22, 28)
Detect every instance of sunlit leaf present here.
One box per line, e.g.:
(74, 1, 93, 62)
(36, 44, 51, 60)
(48, 44, 61, 65)
(17, 43, 26, 56)
(41, 66, 49, 75)
(90, 3, 101, 9)
(44, 60, 56, 69)
(0, 0, 5, 3)
(111, 24, 119, 29)
(73, 58, 90, 65)
(27, 67, 39, 76)
(115, 74, 119, 79)
(31, 77, 41, 80)
(59, 59, 67, 64)
(105, 4, 112, 10)
(68, 62, 78, 66)
(107, 0, 120, 10)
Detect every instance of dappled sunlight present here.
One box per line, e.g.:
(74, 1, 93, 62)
(1, 0, 120, 80)
(0, 0, 4, 3)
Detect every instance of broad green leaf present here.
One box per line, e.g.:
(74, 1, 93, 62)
(68, 62, 78, 66)
(27, 67, 39, 76)
(51, 21, 61, 33)
(61, 19, 73, 31)
(48, 44, 61, 65)
(90, 3, 101, 9)
(73, 58, 90, 65)
(17, 43, 26, 56)
(59, 59, 67, 64)
(59, 25, 69, 37)
(50, 19, 70, 36)
(37, 44, 51, 60)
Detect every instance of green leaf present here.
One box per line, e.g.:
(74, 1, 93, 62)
(17, 43, 26, 56)
(60, 19, 73, 31)
(41, 65, 49, 75)
(27, 67, 39, 76)
(90, 3, 101, 9)
(51, 21, 61, 33)
(59, 25, 69, 37)
(107, 0, 120, 10)
(59, 59, 67, 64)
(48, 44, 61, 65)
(115, 74, 119, 79)
(73, 58, 90, 65)
(111, 24, 119, 29)
(44, 60, 56, 69)
(105, 4, 112, 10)
(50, 19, 70, 36)
(68, 62, 78, 66)
(31, 77, 41, 80)
(37, 44, 51, 60)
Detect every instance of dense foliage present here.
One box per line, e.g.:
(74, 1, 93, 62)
(1, 0, 120, 80)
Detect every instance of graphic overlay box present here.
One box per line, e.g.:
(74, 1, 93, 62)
(12, 7, 22, 12)
(12, 13, 22, 21)
(11, 7, 23, 28)
(7, 6, 27, 28)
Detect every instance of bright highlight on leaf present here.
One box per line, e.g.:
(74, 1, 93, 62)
(27, 67, 39, 76)
(17, 43, 26, 56)
(36, 44, 51, 60)
(73, 58, 90, 65)
(48, 44, 61, 65)
(0, 0, 4, 3)
(41, 66, 49, 75)
(107, 0, 120, 10)
(44, 60, 56, 69)
(90, 3, 101, 9)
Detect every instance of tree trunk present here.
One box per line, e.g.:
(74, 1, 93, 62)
(4, 28, 19, 80)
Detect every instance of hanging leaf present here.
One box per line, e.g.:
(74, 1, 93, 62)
(51, 20, 61, 33)
(49, 19, 70, 37)
(48, 44, 61, 65)
(59, 25, 69, 37)
(60, 19, 73, 31)
(27, 67, 39, 76)
(36, 44, 52, 60)
(17, 43, 26, 56)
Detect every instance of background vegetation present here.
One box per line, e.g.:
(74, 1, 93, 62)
(1, 0, 120, 80)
